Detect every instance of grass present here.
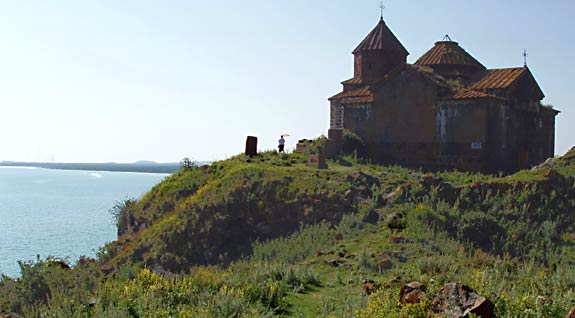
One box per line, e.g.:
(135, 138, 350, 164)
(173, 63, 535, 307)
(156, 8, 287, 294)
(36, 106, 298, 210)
(3, 149, 575, 317)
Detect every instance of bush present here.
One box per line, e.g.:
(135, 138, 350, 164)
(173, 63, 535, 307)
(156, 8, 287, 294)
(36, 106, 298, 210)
(109, 197, 135, 227)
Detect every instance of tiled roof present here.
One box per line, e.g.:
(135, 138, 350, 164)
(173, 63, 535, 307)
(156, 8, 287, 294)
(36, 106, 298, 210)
(353, 18, 409, 56)
(329, 86, 374, 104)
(452, 89, 506, 101)
(341, 77, 363, 85)
(469, 67, 526, 90)
(415, 41, 485, 69)
(339, 96, 374, 104)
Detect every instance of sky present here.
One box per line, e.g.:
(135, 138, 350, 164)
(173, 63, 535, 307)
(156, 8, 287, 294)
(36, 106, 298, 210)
(0, 0, 573, 163)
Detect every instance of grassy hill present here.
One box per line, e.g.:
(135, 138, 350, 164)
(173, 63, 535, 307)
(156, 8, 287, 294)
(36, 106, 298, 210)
(2, 147, 575, 317)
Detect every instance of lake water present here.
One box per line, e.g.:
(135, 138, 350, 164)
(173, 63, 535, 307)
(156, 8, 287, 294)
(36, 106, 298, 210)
(0, 167, 168, 277)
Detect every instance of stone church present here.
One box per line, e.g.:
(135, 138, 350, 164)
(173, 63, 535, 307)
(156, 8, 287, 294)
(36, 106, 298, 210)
(328, 17, 559, 173)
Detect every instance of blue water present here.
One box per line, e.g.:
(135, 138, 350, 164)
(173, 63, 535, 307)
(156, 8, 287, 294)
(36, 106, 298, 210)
(0, 167, 167, 277)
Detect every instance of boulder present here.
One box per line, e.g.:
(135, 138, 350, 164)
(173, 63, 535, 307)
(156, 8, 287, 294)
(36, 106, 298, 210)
(399, 281, 427, 304)
(544, 169, 567, 187)
(431, 283, 494, 318)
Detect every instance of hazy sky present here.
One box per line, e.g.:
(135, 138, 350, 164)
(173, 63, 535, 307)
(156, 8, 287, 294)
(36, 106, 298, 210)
(0, 1, 573, 163)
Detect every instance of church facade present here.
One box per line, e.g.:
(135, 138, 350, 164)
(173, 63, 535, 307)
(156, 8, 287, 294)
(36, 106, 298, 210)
(328, 18, 559, 173)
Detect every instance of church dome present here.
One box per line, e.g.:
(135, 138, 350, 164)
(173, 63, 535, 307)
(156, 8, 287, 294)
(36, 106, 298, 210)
(415, 38, 485, 80)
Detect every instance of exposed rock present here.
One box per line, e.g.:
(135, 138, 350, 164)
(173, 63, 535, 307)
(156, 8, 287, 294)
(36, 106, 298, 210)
(100, 264, 113, 274)
(344, 188, 356, 202)
(326, 259, 340, 267)
(399, 281, 427, 305)
(362, 278, 380, 295)
(386, 212, 406, 230)
(51, 260, 71, 270)
(390, 236, 409, 244)
(384, 184, 412, 202)
(431, 283, 494, 318)
(362, 209, 380, 224)
(152, 264, 168, 276)
(419, 174, 441, 188)
(390, 276, 402, 283)
(348, 171, 380, 188)
(380, 257, 393, 270)
(345, 253, 356, 259)
(77, 257, 97, 267)
(544, 169, 567, 187)
(532, 156, 558, 170)
(315, 250, 329, 256)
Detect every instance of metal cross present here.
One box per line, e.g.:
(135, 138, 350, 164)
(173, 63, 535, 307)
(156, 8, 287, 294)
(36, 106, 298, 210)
(379, 1, 385, 18)
(523, 49, 528, 66)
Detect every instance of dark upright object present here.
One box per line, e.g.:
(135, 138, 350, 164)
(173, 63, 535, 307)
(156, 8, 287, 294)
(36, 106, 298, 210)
(245, 136, 258, 157)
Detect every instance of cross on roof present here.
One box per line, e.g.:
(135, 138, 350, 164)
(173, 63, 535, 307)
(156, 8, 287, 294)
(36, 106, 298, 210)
(379, 1, 385, 19)
(523, 49, 528, 66)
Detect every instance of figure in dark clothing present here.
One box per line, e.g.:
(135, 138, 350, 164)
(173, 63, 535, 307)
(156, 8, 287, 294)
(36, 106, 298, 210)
(278, 135, 286, 152)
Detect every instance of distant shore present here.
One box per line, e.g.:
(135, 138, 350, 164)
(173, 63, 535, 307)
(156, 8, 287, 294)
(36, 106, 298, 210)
(0, 161, 183, 174)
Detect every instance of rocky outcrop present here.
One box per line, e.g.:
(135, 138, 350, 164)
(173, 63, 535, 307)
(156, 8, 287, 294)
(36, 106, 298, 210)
(430, 283, 494, 318)
(399, 281, 427, 305)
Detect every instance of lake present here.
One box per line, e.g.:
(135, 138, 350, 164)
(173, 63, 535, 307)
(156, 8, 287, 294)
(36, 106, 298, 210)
(0, 167, 168, 277)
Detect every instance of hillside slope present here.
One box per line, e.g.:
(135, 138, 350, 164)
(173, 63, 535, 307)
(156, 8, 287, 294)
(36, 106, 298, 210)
(2, 147, 575, 317)
(102, 148, 575, 272)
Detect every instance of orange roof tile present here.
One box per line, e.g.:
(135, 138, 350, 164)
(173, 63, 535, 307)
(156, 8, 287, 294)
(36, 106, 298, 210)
(353, 18, 408, 56)
(469, 67, 526, 90)
(339, 96, 375, 104)
(415, 41, 485, 70)
(329, 86, 374, 104)
(452, 89, 506, 101)
(341, 77, 363, 85)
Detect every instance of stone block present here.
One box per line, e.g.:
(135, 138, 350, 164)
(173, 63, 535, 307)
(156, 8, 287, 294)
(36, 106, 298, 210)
(245, 136, 257, 157)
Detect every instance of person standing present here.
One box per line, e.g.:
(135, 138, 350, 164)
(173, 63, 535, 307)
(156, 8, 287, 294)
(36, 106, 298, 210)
(278, 135, 286, 153)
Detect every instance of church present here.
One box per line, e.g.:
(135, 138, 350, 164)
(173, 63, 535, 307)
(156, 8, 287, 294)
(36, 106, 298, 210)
(327, 17, 559, 173)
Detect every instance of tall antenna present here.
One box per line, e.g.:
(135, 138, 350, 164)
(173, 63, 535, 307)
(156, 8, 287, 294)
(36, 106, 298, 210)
(379, 1, 385, 19)
(523, 49, 528, 66)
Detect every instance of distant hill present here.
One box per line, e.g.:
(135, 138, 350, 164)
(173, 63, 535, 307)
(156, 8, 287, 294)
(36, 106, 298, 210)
(0, 161, 188, 173)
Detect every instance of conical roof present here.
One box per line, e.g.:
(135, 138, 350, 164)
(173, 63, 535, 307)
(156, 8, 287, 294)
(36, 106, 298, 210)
(415, 40, 484, 69)
(353, 18, 409, 56)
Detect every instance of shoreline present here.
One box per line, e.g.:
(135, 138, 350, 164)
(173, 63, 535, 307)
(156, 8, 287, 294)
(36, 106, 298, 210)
(0, 162, 180, 174)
